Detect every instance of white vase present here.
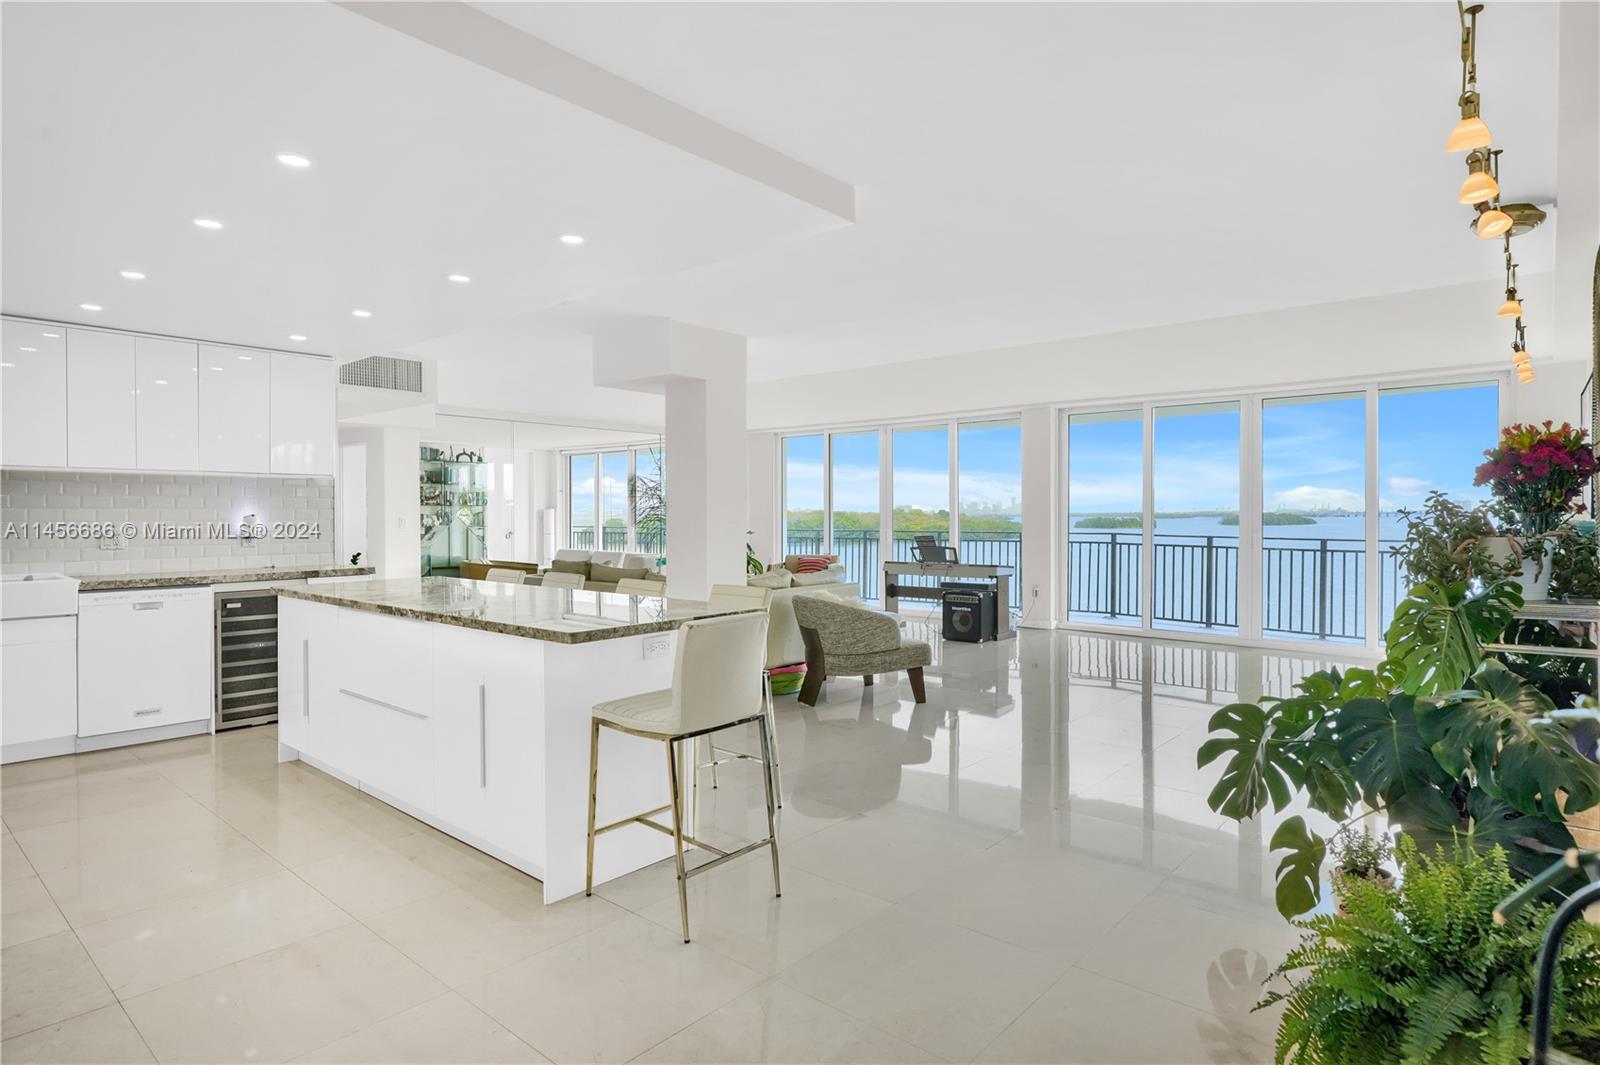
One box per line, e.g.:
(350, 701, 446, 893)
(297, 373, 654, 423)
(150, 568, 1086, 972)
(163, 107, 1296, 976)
(1481, 535, 1552, 602)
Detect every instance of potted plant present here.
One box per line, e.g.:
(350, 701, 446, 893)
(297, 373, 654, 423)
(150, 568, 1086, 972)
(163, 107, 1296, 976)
(1474, 422, 1597, 601)
(1327, 826, 1394, 907)
(1264, 836, 1600, 1065)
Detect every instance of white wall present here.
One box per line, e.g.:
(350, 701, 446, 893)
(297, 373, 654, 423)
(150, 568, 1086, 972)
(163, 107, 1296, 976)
(747, 275, 1570, 431)
(340, 425, 421, 580)
(746, 432, 777, 565)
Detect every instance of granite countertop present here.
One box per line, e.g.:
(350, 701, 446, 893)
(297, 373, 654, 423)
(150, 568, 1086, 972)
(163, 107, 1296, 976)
(79, 565, 376, 591)
(277, 576, 761, 644)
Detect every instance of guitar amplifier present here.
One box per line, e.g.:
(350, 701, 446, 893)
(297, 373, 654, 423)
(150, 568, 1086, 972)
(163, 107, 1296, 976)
(941, 582, 997, 643)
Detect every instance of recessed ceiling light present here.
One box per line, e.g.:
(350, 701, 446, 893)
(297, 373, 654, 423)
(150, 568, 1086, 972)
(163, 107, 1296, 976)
(559, 234, 584, 245)
(120, 270, 145, 280)
(79, 303, 102, 312)
(0, 363, 14, 369)
(288, 334, 307, 342)
(19, 346, 37, 352)
(237, 354, 253, 361)
(41, 332, 60, 338)
(276, 153, 311, 168)
(210, 366, 224, 372)
(351, 309, 372, 318)
(447, 274, 471, 284)
(154, 379, 168, 386)
(193, 218, 223, 230)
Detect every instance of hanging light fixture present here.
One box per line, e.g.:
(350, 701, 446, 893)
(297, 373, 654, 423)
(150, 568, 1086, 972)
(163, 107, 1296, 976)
(1459, 148, 1499, 204)
(1448, 3, 1492, 151)
(1477, 205, 1513, 239)
(1497, 238, 1522, 317)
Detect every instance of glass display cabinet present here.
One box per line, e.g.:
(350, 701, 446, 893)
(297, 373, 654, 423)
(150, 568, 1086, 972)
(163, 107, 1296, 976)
(420, 445, 488, 576)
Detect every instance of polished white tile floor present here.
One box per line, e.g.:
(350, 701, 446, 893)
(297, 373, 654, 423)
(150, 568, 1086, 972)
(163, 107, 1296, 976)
(0, 627, 1358, 1063)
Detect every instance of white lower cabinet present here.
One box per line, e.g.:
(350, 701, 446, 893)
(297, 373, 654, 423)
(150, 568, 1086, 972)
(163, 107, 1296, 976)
(432, 625, 545, 859)
(329, 610, 434, 814)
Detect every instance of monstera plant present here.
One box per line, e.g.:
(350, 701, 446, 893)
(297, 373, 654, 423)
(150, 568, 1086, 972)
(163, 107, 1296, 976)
(1199, 576, 1600, 919)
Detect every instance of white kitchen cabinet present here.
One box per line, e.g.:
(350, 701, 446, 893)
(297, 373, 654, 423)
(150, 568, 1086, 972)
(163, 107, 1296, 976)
(270, 353, 334, 476)
(198, 344, 270, 473)
(77, 587, 212, 737)
(66, 329, 136, 469)
(332, 610, 433, 811)
(0, 319, 67, 467)
(278, 595, 325, 754)
(1, 617, 78, 762)
(134, 336, 199, 470)
(432, 624, 544, 857)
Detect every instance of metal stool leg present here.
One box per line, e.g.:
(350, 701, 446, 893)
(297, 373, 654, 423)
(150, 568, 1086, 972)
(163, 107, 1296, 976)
(585, 718, 600, 897)
(757, 715, 781, 898)
(764, 670, 783, 809)
(665, 737, 691, 943)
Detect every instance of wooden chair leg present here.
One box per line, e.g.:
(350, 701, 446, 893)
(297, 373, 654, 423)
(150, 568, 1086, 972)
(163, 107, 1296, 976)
(585, 719, 600, 897)
(665, 738, 690, 943)
(798, 667, 825, 707)
(907, 666, 927, 703)
(798, 623, 827, 707)
(863, 674, 874, 686)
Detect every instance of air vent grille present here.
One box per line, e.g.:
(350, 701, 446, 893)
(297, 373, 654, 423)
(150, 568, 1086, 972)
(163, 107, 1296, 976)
(339, 355, 423, 393)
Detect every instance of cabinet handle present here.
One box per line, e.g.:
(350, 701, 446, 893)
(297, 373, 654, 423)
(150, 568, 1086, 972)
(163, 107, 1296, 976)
(479, 683, 487, 789)
(133, 707, 162, 717)
(302, 639, 310, 719)
(338, 688, 429, 720)
(133, 602, 164, 611)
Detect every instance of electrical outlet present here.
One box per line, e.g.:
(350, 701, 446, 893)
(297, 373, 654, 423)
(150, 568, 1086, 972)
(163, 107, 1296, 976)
(642, 635, 671, 661)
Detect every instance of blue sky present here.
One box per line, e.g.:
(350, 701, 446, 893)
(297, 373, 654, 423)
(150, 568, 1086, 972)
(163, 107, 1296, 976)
(1066, 384, 1499, 514)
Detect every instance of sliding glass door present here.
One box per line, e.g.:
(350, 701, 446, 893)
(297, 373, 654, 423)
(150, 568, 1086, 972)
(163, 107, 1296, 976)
(783, 434, 825, 556)
(568, 454, 596, 550)
(829, 431, 880, 597)
(1061, 376, 1503, 648)
(564, 446, 667, 555)
(891, 426, 950, 597)
(1067, 410, 1143, 626)
(633, 444, 666, 560)
(957, 419, 1023, 613)
(1261, 392, 1366, 642)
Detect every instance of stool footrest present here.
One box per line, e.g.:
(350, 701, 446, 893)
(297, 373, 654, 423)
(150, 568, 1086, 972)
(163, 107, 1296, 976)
(593, 804, 673, 838)
(682, 837, 777, 880)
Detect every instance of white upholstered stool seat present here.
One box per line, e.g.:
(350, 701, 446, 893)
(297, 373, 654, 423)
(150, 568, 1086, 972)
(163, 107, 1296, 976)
(592, 688, 676, 733)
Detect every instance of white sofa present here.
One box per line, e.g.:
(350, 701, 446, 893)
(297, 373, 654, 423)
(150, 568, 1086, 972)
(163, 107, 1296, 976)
(532, 550, 666, 594)
(747, 555, 860, 669)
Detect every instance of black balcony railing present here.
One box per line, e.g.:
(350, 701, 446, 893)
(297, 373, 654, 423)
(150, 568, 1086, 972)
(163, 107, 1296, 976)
(1067, 532, 1409, 641)
(782, 529, 1024, 612)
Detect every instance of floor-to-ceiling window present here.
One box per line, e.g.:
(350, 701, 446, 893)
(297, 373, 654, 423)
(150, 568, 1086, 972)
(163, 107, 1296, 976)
(1060, 375, 1503, 648)
(568, 453, 596, 550)
(600, 452, 629, 552)
(1152, 401, 1240, 635)
(958, 419, 1022, 613)
(1067, 410, 1144, 626)
(783, 434, 825, 556)
(565, 445, 667, 554)
(891, 425, 951, 598)
(1377, 381, 1500, 620)
(828, 431, 880, 597)
(1261, 392, 1366, 642)
(632, 444, 666, 560)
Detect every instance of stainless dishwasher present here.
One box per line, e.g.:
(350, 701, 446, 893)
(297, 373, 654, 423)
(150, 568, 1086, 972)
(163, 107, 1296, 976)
(214, 589, 278, 729)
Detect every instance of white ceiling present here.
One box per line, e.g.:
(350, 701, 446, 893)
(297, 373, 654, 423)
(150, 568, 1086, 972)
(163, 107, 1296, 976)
(2, 2, 1566, 421)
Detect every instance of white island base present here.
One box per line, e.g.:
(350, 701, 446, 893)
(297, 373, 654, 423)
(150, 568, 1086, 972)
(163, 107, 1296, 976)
(277, 592, 705, 902)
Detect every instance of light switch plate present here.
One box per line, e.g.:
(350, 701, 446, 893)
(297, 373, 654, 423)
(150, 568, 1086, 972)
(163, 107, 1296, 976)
(642, 635, 671, 661)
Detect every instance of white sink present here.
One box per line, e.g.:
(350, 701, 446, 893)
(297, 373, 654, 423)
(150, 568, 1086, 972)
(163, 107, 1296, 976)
(1, 574, 81, 619)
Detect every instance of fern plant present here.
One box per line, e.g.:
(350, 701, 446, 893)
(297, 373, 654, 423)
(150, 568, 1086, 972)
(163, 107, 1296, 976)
(1266, 836, 1600, 1065)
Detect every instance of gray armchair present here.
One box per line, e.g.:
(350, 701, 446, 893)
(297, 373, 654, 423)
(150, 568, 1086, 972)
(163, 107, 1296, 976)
(790, 595, 932, 707)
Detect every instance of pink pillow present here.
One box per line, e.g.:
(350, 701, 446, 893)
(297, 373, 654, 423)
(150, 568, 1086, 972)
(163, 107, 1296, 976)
(793, 555, 832, 574)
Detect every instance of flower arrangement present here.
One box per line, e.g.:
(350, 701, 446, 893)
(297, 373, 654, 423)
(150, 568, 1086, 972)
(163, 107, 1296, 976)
(1473, 421, 1596, 534)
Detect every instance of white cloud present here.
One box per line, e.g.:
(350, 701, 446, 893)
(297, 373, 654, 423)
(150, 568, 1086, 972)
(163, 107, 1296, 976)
(1270, 486, 1363, 512)
(1386, 476, 1430, 498)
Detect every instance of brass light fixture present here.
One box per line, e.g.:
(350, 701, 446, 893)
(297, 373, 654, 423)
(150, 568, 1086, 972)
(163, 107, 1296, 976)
(1447, 3, 1492, 152)
(1459, 148, 1499, 204)
(1497, 238, 1523, 317)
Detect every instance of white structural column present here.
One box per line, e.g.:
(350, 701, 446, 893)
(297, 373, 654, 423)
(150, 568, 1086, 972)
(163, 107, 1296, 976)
(595, 320, 749, 600)
(1018, 406, 1057, 628)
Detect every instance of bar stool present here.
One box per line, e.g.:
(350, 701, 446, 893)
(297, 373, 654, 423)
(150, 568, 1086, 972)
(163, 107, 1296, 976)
(700, 584, 782, 808)
(541, 571, 586, 590)
(586, 611, 780, 943)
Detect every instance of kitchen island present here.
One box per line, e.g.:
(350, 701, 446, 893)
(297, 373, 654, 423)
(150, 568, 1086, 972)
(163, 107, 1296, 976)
(276, 577, 759, 902)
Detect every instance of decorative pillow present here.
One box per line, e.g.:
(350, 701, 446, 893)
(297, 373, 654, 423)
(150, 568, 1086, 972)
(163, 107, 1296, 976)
(792, 555, 833, 574)
(550, 559, 589, 577)
(748, 569, 793, 589)
(590, 563, 648, 584)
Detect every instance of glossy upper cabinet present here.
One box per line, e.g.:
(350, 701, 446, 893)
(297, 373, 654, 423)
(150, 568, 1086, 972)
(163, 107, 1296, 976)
(0, 320, 67, 467)
(67, 329, 137, 469)
(199, 345, 270, 473)
(134, 337, 199, 470)
(270, 353, 334, 476)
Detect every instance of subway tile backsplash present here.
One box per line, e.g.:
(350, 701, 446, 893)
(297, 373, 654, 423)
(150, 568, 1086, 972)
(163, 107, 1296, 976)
(0, 469, 335, 577)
